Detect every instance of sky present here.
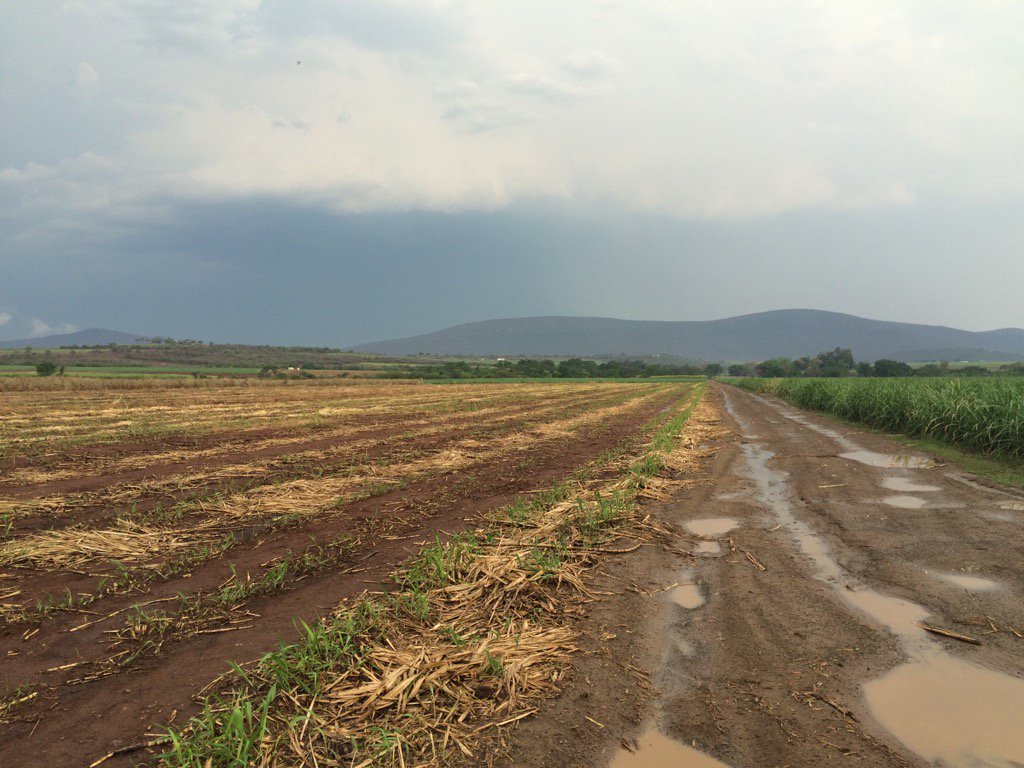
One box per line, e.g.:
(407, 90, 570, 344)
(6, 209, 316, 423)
(1, 1, 1022, 346)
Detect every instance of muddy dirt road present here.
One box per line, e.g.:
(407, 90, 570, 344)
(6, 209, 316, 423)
(507, 384, 1024, 768)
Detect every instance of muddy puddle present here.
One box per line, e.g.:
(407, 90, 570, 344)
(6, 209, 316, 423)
(725, 391, 1024, 767)
(668, 582, 705, 609)
(882, 477, 940, 493)
(865, 656, 1024, 767)
(935, 572, 998, 591)
(694, 540, 721, 555)
(610, 724, 732, 768)
(685, 518, 739, 537)
(881, 494, 927, 509)
(840, 450, 934, 469)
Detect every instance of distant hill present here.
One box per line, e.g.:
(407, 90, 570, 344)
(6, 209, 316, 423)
(354, 310, 1024, 362)
(0, 328, 149, 349)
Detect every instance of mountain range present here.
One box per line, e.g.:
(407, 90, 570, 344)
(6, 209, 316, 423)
(0, 328, 148, 349)
(6, 312, 1023, 362)
(353, 310, 1024, 362)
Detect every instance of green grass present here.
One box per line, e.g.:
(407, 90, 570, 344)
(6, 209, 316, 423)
(892, 434, 1024, 489)
(737, 377, 1024, 463)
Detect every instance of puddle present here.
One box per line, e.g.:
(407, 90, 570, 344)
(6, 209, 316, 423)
(685, 518, 739, 537)
(882, 477, 940, 493)
(726, 390, 1024, 767)
(935, 572, 998, 591)
(842, 588, 931, 637)
(668, 583, 705, 609)
(881, 495, 927, 509)
(694, 540, 722, 556)
(610, 724, 732, 768)
(864, 655, 1024, 767)
(840, 450, 934, 469)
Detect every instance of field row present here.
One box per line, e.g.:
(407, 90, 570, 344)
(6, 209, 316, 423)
(0, 380, 619, 459)
(0, 385, 666, 575)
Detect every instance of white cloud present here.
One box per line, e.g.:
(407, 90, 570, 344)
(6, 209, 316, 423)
(29, 319, 79, 338)
(2, 0, 1022, 235)
(0, 310, 11, 327)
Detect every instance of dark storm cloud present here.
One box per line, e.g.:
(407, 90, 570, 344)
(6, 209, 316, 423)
(2, 196, 1021, 345)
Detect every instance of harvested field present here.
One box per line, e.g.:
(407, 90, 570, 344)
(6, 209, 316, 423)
(0, 377, 701, 767)
(13, 377, 1018, 768)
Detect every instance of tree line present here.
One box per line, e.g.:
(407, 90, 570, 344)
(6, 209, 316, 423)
(402, 358, 706, 379)
(732, 348, 1024, 378)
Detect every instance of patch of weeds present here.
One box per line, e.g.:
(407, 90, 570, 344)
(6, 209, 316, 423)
(520, 544, 564, 581)
(437, 624, 468, 647)
(154, 535, 236, 579)
(162, 686, 277, 768)
(629, 452, 664, 480)
(112, 536, 360, 667)
(390, 588, 431, 622)
(479, 650, 504, 678)
(505, 496, 531, 527)
(571, 491, 630, 541)
(400, 533, 480, 591)
(0, 684, 38, 725)
(354, 479, 402, 500)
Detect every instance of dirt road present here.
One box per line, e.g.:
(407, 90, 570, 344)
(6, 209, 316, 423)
(506, 383, 1024, 768)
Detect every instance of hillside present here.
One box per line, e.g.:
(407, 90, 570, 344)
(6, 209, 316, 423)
(353, 310, 1024, 362)
(0, 328, 148, 349)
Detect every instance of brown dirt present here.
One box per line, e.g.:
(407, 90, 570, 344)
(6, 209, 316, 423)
(499, 383, 1024, 768)
(0, 387, 591, 496)
(0, 385, 685, 768)
(1, 387, 613, 542)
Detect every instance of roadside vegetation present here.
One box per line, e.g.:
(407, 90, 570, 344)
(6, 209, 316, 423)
(736, 377, 1024, 462)
(728, 348, 1024, 379)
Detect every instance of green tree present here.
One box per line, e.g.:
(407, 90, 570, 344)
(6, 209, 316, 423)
(873, 359, 913, 377)
(755, 358, 794, 377)
(35, 361, 58, 377)
(815, 348, 854, 377)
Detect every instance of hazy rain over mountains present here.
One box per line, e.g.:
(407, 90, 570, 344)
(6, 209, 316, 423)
(2, 2, 1022, 346)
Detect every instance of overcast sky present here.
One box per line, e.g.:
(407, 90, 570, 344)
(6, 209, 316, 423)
(2, 1, 1022, 346)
